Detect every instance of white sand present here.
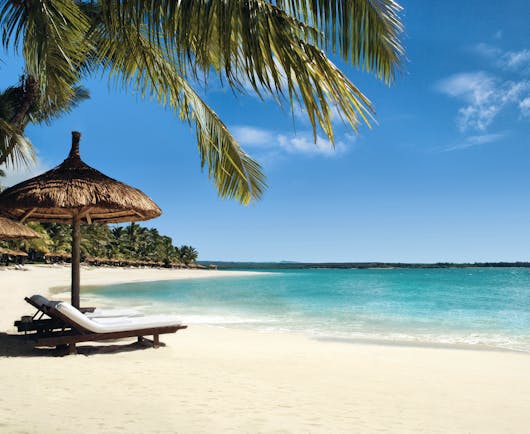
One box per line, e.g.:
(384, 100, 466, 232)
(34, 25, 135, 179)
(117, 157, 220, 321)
(1, 265, 530, 433)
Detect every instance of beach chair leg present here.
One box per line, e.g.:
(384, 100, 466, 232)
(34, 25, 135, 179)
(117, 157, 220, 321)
(137, 336, 143, 343)
(153, 334, 160, 348)
(68, 343, 77, 355)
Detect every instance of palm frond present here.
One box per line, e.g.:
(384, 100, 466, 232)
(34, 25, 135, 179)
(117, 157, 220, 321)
(90, 20, 266, 203)
(0, 118, 35, 167)
(94, 0, 387, 143)
(276, 0, 403, 82)
(1, 0, 90, 106)
(30, 85, 90, 124)
(1, 0, 404, 203)
(0, 78, 88, 167)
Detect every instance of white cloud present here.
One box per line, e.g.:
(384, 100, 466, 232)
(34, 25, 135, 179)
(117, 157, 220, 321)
(436, 72, 530, 131)
(293, 103, 344, 125)
(232, 124, 351, 157)
(520, 97, 530, 117)
(232, 126, 274, 147)
(442, 133, 505, 152)
(472, 43, 530, 75)
(436, 72, 496, 105)
(472, 43, 502, 59)
(500, 49, 530, 73)
(0, 158, 50, 187)
(277, 133, 347, 156)
(467, 133, 505, 145)
(437, 72, 499, 131)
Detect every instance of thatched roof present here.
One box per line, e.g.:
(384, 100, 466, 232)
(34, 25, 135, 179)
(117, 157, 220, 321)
(0, 247, 28, 257)
(0, 216, 41, 240)
(44, 252, 70, 258)
(0, 132, 162, 224)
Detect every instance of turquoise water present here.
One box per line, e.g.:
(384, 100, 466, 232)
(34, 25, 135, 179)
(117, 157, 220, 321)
(86, 268, 530, 352)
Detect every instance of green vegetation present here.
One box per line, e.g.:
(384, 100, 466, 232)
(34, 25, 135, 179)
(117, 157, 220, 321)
(0, 222, 198, 266)
(0, 1, 403, 204)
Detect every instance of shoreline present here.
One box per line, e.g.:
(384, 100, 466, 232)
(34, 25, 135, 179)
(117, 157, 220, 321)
(2, 264, 528, 355)
(2, 265, 530, 433)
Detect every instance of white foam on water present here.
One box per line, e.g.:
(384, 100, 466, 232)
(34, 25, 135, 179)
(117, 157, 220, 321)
(83, 267, 530, 353)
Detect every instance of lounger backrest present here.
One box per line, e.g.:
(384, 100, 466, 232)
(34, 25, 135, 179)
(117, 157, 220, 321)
(29, 294, 52, 309)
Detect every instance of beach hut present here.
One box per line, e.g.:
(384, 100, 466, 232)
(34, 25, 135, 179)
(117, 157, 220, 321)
(0, 247, 24, 256)
(0, 247, 29, 266)
(0, 216, 41, 240)
(0, 131, 161, 308)
(0, 218, 39, 265)
(44, 252, 71, 264)
(9, 249, 28, 258)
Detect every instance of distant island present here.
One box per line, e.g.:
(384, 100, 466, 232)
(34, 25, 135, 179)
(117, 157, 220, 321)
(205, 261, 530, 270)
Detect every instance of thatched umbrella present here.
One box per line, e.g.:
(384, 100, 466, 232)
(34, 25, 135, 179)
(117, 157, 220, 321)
(0, 216, 40, 240)
(0, 247, 28, 257)
(0, 131, 161, 308)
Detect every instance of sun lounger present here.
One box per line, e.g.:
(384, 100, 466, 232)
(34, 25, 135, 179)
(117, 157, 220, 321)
(14, 295, 68, 335)
(14, 264, 29, 271)
(16, 295, 187, 354)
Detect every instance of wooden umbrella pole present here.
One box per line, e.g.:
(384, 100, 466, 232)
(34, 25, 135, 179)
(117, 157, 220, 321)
(71, 211, 81, 308)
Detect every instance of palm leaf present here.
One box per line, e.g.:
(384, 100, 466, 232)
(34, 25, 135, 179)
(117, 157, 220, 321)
(1, 0, 404, 203)
(0, 79, 88, 167)
(276, 0, 403, 82)
(0, 118, 34, 167)
(95, 0, 387, 142)
(90, 19, 266, 203)
(1, 0, 90, 107)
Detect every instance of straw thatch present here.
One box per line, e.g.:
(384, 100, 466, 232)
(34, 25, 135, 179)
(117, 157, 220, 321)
(0, 132, 162, 224)
(0, 247, 28, 257)
(0, 216, 41, 240)
(0, 131, 162, 308)
(44, 252, 70, 259)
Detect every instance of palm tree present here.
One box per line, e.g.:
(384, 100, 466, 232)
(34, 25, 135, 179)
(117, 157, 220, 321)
(124, 222, 147, 258)
(179, 245, 199, 265)
(0, 1, 403, 204)
(80, 224, 112, 258)
(0, 76, 89, 168)
(5, 220, 195, 265)
(42, 223, 72, 254)
(14, 222, 52, 260)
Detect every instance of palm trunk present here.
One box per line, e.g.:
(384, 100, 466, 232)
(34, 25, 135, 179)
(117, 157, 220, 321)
(71, 211, 81, 308)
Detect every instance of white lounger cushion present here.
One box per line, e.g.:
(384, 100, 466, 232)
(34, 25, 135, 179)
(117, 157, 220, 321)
(31, 295, 143, 320)
(86, 308, 143, 319)
(55, 301, 181, 333)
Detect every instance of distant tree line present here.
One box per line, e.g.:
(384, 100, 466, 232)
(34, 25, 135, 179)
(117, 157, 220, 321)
(214, 261, 530, 270)
(0, 222, 198, 266)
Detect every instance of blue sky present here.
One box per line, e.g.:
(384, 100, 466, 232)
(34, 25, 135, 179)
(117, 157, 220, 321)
(2, 0, 530, 262)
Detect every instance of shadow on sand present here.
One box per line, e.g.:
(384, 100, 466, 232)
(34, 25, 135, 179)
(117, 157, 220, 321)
(0, 332, 165, 357)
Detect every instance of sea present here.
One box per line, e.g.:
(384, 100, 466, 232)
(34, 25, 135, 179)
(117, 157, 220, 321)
(85, 267, 530, 353)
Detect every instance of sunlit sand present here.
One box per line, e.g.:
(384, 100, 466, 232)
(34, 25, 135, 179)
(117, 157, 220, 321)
(1, 265, 529, 433)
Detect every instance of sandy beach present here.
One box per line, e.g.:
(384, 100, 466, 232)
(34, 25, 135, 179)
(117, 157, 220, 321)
(1, 265, 529, 433)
